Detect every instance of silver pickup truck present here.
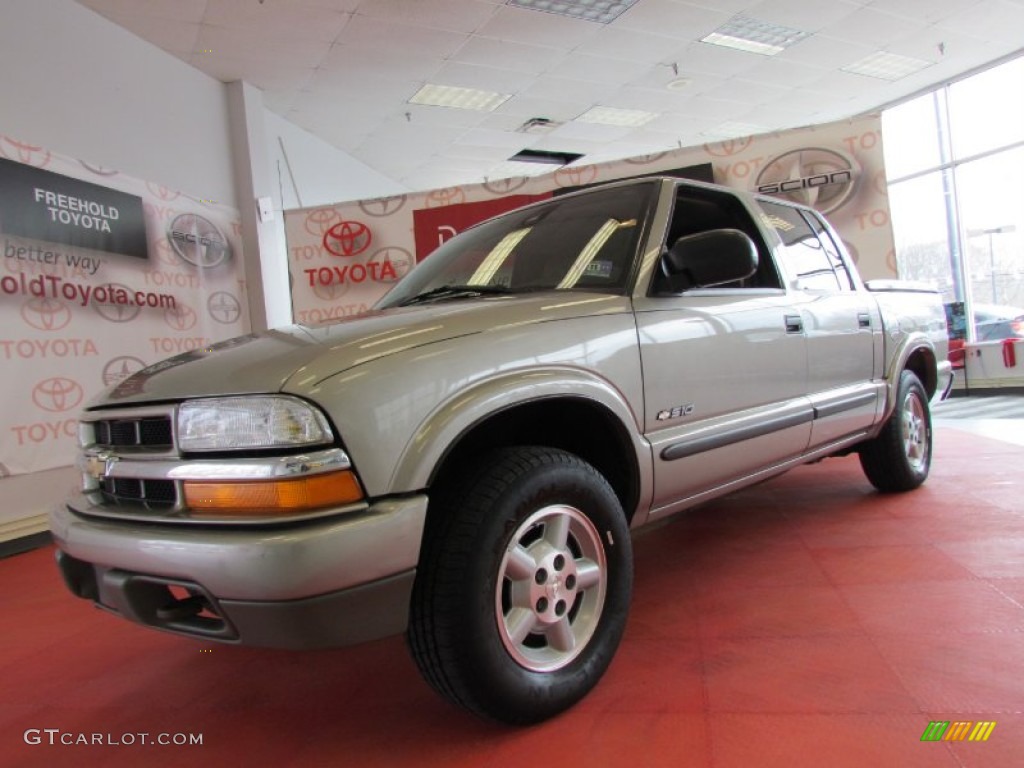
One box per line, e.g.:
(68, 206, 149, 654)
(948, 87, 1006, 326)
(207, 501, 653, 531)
(51, 177, 951, 724)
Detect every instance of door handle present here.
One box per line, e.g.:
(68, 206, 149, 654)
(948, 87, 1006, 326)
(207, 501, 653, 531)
(785, 314, 803, 334)
(858, 312, 871, 329)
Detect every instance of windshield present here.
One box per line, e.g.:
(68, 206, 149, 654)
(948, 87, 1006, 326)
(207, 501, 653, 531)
(377, 182, 656, 308)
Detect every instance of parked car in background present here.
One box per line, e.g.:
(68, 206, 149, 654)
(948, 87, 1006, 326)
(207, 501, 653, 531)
(974, 303, 1024, 341)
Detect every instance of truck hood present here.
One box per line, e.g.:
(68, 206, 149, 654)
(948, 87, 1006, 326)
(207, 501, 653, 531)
(95, 292, 629, 406)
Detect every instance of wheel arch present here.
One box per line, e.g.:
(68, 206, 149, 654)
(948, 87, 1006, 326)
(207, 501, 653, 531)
(390, 369, 649, 525)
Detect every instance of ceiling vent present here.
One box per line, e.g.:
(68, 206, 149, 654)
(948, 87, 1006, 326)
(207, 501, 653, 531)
(517, 117, 562, 134)
(507, 148, 584, 166)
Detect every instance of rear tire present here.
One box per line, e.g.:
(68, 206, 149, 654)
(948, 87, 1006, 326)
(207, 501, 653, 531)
(859, 369, 932, 492)
(408, 446, 633, 725)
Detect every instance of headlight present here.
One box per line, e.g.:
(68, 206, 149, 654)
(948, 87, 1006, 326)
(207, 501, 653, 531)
(178, 396, 334, 452)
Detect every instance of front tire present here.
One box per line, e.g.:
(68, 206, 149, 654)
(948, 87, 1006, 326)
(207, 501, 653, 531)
(408, 446, 633, 725)
(859, 369, 932, 492)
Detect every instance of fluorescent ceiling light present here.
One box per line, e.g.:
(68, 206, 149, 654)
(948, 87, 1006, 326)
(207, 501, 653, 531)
(575, 106, 658, 127)
(506, 0, 639, 24)
(701, 17, 809, 56)
(409, 84, 511, 112)
(842, 51, 932, 81)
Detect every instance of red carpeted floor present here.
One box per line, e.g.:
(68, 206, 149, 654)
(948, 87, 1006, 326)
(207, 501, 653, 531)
(3, 425, 1023, 767)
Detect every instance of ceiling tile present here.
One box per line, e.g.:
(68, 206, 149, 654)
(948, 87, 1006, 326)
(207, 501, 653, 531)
(868, 0, 990, 24)
(743, 0, 863, 32)
(451, 36, 569, 74)
(545, 53, 652, 85)
(319, 44, 447, 83)
(353, 0, 500, 33)
(197, 56, 314, 91)
(99, 13, 200, 57)
(614, 0, 731, 38)
(195, 25, 332, 64)
(78, 0, 207, 23)
(574, 26, 691, 63)
(428, 61, 538, 94)
(202, 0, 349, 42)
(475, 5, 603, 48)
(334, 15, 470, 56)
(495, 95, 593, 121)
(936, 0, 1024, 44)
(817, 6, 930, 48)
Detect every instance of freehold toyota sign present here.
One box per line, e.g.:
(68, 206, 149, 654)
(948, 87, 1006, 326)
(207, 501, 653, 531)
(0, 157, 147, 259)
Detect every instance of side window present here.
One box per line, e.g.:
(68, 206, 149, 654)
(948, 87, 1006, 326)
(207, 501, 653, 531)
(656, 188, 781, 293)
(803, 211, 855, 290)
(759, 200, 841, 291)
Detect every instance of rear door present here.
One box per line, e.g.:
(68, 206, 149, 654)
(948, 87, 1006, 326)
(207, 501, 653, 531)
(758, 200, 883, 448)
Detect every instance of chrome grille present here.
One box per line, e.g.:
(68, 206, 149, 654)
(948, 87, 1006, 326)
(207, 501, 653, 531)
(100, 477, 178, 508)
(93, 416, 173, 449)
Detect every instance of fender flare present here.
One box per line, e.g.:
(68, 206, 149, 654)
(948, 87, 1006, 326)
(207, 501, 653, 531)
(388, 366, 653, 513)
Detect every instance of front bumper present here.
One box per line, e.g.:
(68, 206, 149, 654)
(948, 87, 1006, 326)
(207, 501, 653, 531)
(50, 494, 427, 649)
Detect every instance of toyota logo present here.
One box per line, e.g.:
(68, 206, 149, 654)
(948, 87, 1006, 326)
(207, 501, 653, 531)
(21, 296, 72, 331)
(102, 356, 147, 386)
(323, 221, 372, 257)
(0, 137, 51, 167)
(755, 147, 860, 214)
(32, 377, 84, 413)
(165, 302, 197, 331)
(358, 195, 408, 218)
(624, 152, 669, 166)
(703, 137, 754, 158)
(304, 208, 343, 237)
(207, 291, 242, 324)
(79, 159, 119, 176)
(368, 246, 414, 284)
(93, 283, 142, 323)
(554, 165, 598, 188)
(482, 178, 528, 195)
(146, 182, 180, 201)
(168, 213, 232, 268)
(311, 277, 351, 302)
(426, 187, 466, 208)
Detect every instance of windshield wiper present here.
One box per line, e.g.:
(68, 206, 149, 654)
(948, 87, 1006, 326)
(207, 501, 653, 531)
(398, 284, 510, 306)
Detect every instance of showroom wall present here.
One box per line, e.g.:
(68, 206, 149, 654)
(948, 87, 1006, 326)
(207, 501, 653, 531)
(286, 113, 893, 319)
(0, 0, 406, 542)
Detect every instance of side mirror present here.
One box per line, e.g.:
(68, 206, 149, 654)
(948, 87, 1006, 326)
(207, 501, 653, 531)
(661, 228, 759, 291)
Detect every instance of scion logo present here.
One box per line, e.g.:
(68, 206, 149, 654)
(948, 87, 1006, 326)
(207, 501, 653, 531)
(358, 194, 408, 218)
(368, 247, 414, 284)
(0, 136, 52, 168)
(482, 178, 528, 195)
(164, 302, 197, 331)
(207, 291, 242, 324)
(555, 165, 598, 188)
(21, 296, 72, 332)
(755, 147, 860, 214)
(102, 356, 147, 386)
(32, 377, 84, 413)
(426, 187, 466, 208)
(304, 208, 343, 237)
(168, 213, 232, 268)
(94, 282, 141, 323)
(323, 221, 372, 257)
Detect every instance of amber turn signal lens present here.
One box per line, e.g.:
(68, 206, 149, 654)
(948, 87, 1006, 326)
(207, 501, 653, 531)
(183, 470, 363, 516)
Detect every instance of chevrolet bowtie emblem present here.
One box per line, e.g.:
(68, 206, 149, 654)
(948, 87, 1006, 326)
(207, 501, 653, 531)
(83, 452, 116, 480)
